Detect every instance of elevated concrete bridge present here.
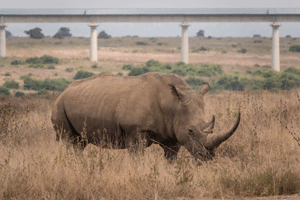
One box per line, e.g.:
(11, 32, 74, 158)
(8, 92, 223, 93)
(1, 8, 300, 71)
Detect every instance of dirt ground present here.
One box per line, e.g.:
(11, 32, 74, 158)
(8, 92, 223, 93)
(6, 46, 300, 69)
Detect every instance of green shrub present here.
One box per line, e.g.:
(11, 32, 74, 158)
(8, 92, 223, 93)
(66, 68, 74, 72)
(11, 60, 23, 65)
(91, 64, 98, 69)
(284, 67, 300, 76)
(37, 89, 49, 95)
(122, 64, 134, 70)
(20, 73, 33, 79)
(135, 41, 148, 45)
(74, 70, 95, 80)
(0, 86, 10, 96)
(25, 57, 40, 64)
(145, 59, 162, 68)
(117, 72, 123, 76)
(47, 65, 55, 69)
(23, 77, 44, 90)
(289, 45, 300, 52)
(128, 67, 149, 76)
(28, 64, 44, 68)
(23, 77, 70, 91)
(40, 55, 59, 64)
(164, 64, 172, 70)
(172, 69, 186, 76)
(15, 91, 25, 97)
(42, 78, 70, 91)
(3, 80, 19, 89)
(4, 72, 11, 76)
(197, 64, 223, 77)
(185, 77, 204, 86)
(238, 48, 247, 53)
(216, 76, 245, 91)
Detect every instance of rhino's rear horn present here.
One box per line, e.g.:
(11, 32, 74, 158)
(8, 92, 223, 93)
(204, 112, 240, 149)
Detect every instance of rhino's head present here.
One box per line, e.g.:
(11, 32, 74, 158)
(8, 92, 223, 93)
(170, 82, 240, 161)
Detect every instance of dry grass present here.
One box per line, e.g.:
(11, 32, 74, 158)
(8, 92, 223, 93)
(1, 89, 300, 199)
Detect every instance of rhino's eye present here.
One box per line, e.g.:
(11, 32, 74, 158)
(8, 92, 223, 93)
(188, 129, 194, 135)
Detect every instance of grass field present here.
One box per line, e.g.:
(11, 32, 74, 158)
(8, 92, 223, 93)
(1, 37, 300, 199)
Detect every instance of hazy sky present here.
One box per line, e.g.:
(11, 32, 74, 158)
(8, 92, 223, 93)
(2, 0, 300, 38)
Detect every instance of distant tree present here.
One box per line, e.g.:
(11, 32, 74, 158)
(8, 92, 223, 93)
(286, 35, 292, 38)
(98, 31, 111, 39)
(53, 27, 72, 39)
(196, 30, 205, 37)
(253, 34, 261, 38)
(5, 30, 13, 38)
(24, 27, 44, 39)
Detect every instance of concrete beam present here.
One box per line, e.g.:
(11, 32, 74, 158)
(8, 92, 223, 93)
(181, 22, 189, 64)
(0, 24, 6, 58)
(89, 23, 98, 61)
(271, 22, 280, 71)
(2, 15, 300, 23)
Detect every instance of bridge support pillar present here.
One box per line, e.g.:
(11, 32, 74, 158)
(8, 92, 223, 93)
(0, 24, 6, 58)
(181, 22, 189, 64)
(89, 23, 98, 61)
(271, 22, 280, 72)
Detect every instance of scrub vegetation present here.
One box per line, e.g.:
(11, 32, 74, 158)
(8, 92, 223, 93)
(1, 37, 300, 199)
(0, 90, 300, 199)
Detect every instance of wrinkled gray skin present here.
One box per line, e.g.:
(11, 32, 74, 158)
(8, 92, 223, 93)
(51, 72, 240, 161)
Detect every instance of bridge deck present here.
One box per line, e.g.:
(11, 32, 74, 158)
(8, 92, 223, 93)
(1, 8, 300, 23)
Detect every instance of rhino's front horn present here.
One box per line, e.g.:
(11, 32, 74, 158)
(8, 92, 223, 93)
(204, 112, 240, 149)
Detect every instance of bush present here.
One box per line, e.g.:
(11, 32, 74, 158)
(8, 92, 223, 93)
(91, 64, 98, 69)
(66, 68, 74, 72)
(122, 64, 133, 70)
(47, 65, 55, 69)
(23, 77, 44, 90)
(284, 67, 300, 76)
(216, 76, 245, 91)
(185, 77, 204, 86)
(3, 80, 19, 89)
(74, 70, 95, 80)
(40, 55, 59, 64)
(117, 72, 123, 76)
(289, 45, 300, 53)
(254, 40, 262, 43)
(172, 69, 186, 76)
(238, 48, 247, 53)
(23, 77, 70, 91)
(15, 91, 25, 97)
(4, 72, 11, 76)
(20, 73, 33, 80)
(0, 86, 10, 96)
(145, 59, 162, 68)
(11, 60, 23, 65)
(25, 57, 40, 64)
(197, 64, 223, 77)
(135, 41, 148, 45)
(128, 67, 149, 76)
(37, 89, 49, 95)
(28, 64, 44, 68)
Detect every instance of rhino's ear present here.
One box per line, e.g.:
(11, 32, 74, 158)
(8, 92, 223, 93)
(200, 82, 210, 95)
(169, 84, 189, 103)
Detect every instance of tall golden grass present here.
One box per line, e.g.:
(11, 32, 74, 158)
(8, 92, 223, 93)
(0, 90, 300, 199)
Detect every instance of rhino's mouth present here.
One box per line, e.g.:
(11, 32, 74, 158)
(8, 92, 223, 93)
(186, 112, 240, 161)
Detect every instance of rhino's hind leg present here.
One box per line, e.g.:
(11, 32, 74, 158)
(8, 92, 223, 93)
(52, 110, 87, 150)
